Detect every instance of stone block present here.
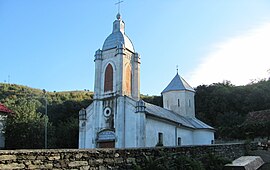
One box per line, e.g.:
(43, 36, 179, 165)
(0, 163, 25, 169)
(95, 159, 103, 164)
(24, 160, 32, 166)
(126, 157, 136, 164)
(59, 159, 68, 168)
(98, 165, 107, 170)
(114, 158, 124, 163)
(75, 153, 84, 159)
(224, 156, 264, 170)
(33, 159, 42, 165)
(28, 164, 40, 169)
(0, 155, 16, 161)
(69, 161, 88, 168)
(104, 158, 114, 164)
(54, 163, 62, 168)
(26, 155, 36, 160)
(40, 163, 53, 169)
(80, 165, 90, 170)
(36, 156, 45, 160)
(48, 155, 61, 160)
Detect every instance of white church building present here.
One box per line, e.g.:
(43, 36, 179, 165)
(79, 13, 214, 148)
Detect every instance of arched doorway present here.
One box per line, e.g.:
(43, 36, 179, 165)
(97, 130, 115, 148)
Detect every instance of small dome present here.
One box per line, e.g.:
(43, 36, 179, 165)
(102, 31, 134, 52)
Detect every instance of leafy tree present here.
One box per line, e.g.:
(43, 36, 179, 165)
(4, 99, 47, 149)
(141, 95, 162, 107)
(1, 83, 93, 149)
(55, 117, 79, 148)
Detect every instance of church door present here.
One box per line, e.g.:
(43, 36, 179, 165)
(97, 130, 115, 148)
(98, 141, 115, 148)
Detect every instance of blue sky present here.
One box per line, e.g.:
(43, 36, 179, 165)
(1, 0, 270, 95)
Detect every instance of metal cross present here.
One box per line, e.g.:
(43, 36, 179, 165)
(176, 65, 179, 74)
(115, 0, 124, 14)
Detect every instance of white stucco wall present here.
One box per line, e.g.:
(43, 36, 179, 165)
(79, 103, 95, 149)
(176, 127, 194, 145)
(193, 130, 214, 145)
(145, 118, 214, 147)
(145, 118, 176, 147)
(123, 98, 138, 148)
(163, 90, 195, 118)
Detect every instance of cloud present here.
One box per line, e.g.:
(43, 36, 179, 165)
(189, 22, 270, 86)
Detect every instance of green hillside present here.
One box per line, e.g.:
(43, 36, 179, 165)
(195, 80, 270, 140)
(0, 83, 93, 149)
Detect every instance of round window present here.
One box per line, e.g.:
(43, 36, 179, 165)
(103, 107, 112, 117)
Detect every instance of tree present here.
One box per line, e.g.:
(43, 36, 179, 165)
(55, 117, 79, 148)
(4, 99, 47, 149)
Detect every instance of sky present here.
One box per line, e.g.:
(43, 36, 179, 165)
(1, 0, 270, 95)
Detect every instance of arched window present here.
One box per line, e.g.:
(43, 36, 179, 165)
(104, 64, 113, 92)
(125, 65, 132, 95)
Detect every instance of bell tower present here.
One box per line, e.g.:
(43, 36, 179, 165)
(94, 13, 140, 100)
(89, 13, 140, 148)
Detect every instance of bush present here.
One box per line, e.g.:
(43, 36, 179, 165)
(134, 153, 204, 170)
(200, 153, 231, 170)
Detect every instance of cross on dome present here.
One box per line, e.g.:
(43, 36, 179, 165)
(115, 0, 123, 19)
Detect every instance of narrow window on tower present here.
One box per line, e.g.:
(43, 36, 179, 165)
(104, 64, 113, 92)
(178, 99, 180, 107)
(188, 99, 191, 107)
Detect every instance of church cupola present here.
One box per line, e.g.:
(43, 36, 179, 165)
(102, 14, 134, 52)
(162, 73, 195, 118)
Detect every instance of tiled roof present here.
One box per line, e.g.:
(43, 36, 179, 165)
(162, 73, 195, 93)
(0, 103, 13, 114)
(144, 102, 214, 130)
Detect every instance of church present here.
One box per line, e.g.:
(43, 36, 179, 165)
(78, 13, 214, 148)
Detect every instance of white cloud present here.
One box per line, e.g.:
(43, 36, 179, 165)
(189, 22, 270, 86)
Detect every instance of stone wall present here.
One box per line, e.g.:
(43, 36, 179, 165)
(0, 143, 255, 169)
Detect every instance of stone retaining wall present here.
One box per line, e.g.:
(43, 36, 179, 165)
(0, 143, 255, 169)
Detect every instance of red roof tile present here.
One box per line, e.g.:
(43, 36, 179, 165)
(0, 103, 13, 114)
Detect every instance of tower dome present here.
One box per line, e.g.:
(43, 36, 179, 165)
(102, 14, 135, 52)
